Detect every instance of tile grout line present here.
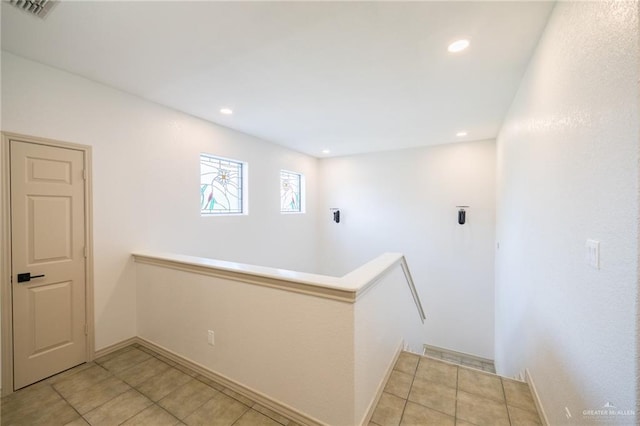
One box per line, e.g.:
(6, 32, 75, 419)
(454, 364, 459, 423)
(396, 354, 419, 425)
(7, 345, 259, 426)
(113, 388, 153, 426)
(114, 348, 202, 423)
(381, 353, 535, 426)
(160, 379, 220, 423)
(76, 348, 182, 424)
(127, 345, 286, 425)
(49, 383, 85, 423)
(76, 385, 131, 423)
(149, 402, 182, 425)
(50, 366, 135, 425)
(408, 354, 471, 422)
(228, 406, 254, 426)
(405, 354, 462, 423)
(501, 378, 514, 426)
(419, 354, 516, 424)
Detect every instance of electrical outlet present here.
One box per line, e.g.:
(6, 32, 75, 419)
(207, 330, 215, 346)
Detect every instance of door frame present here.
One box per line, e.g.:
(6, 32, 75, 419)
(1, 132, 95, 396)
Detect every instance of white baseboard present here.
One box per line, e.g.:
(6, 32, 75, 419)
(135, 337, 326, 426)
(360, 341, 404, 426)
(94, 336, 138, 359)
(525, 368, 549, 426)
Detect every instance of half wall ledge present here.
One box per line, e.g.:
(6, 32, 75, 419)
(132, 250, 427, 425)
(132, 251, 425, 319)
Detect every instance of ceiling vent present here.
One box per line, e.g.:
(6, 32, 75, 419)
(7, 0, 57, 19)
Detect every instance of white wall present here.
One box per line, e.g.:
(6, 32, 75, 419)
(495, 2, 638, 424)
(318, 141, 496, 359)
(354, 265, 426, 424)
(136, 262, 355, 426)
(136, 254, 425, 425)
(0, 52, 319, 350)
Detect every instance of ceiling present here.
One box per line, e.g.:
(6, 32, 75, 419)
(1, 1, 554, 157)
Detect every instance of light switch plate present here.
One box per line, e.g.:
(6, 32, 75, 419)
(586, 239, 600, 269)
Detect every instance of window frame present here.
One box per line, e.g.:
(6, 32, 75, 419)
(280, 169, 305, 214)
(200, 153, 248, 216)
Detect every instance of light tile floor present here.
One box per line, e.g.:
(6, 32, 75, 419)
(1, 344, 301, 426)
(422, 347, 496, 374)
(2, 345, 541, 426)
(370, 351, 542, 426)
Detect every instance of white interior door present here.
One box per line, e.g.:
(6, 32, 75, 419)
(10, 140, 87, 390)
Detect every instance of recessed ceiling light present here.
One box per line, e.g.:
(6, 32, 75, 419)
(220, 108, 233, 115)
(322, 149, 331, 154)
(448, 39, 470, 53)
(456, 131, 468, 137)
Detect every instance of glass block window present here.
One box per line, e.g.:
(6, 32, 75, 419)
(280, 170, 303, 213)
(200, 154, 245, 215)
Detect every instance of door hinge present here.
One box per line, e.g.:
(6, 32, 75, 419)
(85, 323, 88, 335)
(83, 246, 88, 258)
(82, 169, 87, 180)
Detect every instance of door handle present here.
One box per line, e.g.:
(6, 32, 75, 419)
(17, 273, 45, 283)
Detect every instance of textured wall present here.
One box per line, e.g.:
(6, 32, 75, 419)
(495, 2, 638, 424)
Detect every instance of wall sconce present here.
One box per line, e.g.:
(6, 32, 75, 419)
(456, 206, 469, 225)
(330, 208, 340, 223)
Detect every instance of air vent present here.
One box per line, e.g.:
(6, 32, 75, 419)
(8, 0, 57, 19)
